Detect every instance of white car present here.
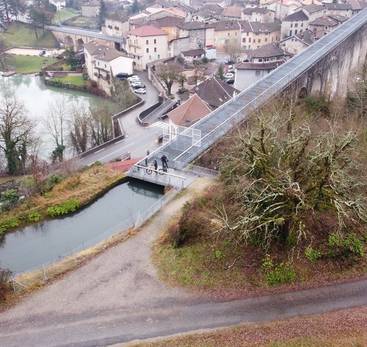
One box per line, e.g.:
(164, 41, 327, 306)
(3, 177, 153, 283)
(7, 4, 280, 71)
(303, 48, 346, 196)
(224, 72, 234, 79)
(134, 88, 146, 94)
(128, 75, 140, 82)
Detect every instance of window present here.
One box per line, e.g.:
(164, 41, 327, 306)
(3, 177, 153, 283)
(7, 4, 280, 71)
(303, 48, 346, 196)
(146, 48, 149, 53)
(154, 47, 157, 52)
(258, 39, 261, 43)
(114, 26, 119, 30)
(158, 54, 160, 59)
(295, 23, 298, 28)
(265, 37, 267, 42)
(154, 39, 157, 44)
(146, 39, 149, 45)
(249, 37, 251, 42)
(295, 29, 298, 34)
(289, 30, 292, 36)
(242, 38, 246, 43)
(290, 23, 293, 28)
(149, 55, 151, 60)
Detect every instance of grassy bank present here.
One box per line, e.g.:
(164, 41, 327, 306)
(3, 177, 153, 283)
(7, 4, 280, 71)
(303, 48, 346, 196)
(3, 54, 57, 73)
(0, 22, 58, 49)
(52, 7, 80, 24)
(51, 74, 87, 87)
(127, 307, 367, 347)
(0, 165, 124, 236)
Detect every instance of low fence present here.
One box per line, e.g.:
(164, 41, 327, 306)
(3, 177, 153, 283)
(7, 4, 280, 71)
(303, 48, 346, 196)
(137, 98, 163, 125)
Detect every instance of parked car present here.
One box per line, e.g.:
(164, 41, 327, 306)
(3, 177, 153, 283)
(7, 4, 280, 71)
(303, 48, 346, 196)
(224, 72, 234, 79)
(128, 75, 140, 82)
(227, 65, 235, 73)
(115, 73, 129, 80)
(39, 50, 46, 56)
(225, 78, 235, 85)
(131, 82, 145, 89)
(134, 88, 146, 94)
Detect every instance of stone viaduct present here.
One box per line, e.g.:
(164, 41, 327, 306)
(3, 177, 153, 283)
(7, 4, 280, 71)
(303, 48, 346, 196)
(47, 25, 124, 52)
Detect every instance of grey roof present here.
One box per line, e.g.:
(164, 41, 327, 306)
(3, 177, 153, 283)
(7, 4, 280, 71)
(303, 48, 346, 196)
(309, 16, 338, 27)
(182, 48, 205, 57)
(240, 21, 280, 34)
(247, 43, 286, 59)
(179, 21, 208, 30)
(211, 20, 241, 31)
(325, 3, 352, 10)
(302, 4, 325, 14)
(84, 41, 128, 61)
(283, 10, 309, 22)
(191, 76, 239, 108)
(236, 61, 283, 70)
(148, 16, 185, 28)
(242, 7, 271, 15)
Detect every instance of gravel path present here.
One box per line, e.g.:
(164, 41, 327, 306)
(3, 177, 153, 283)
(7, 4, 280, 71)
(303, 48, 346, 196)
(0, 178, 367, 347)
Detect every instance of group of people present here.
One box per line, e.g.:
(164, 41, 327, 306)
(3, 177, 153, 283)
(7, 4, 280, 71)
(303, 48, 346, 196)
(144, 151, 169, 173)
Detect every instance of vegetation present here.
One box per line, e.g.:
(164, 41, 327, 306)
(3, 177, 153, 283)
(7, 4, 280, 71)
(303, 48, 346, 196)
(154, 93, 367, 292)
(3, 54, 56, 73)
(0, 267, 12, 303)
(156, 62, 184, 96)
(64, 15, 99, 30)
(51, 74, 86, 87)
(52, 7, 79, 24)
(0, 22, 58, 48)
(0, 164, 123, 236)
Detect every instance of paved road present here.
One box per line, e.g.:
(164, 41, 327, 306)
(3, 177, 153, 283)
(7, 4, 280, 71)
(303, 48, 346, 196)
(0, 180, 366, 347)
(79, 73, 163, 166)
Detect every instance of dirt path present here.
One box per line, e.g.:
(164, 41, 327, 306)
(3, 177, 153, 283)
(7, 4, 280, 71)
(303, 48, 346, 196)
(0, 178, 367, 347)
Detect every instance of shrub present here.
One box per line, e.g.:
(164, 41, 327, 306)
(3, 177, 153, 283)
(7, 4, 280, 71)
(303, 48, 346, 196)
(43, 174, 64, 193)
(305, 246, 322, 262)
(262, 255, 297, 286)
(0, 189, 19, 211)
(47, 199, 80, 217)
(328, 233, 365, 259)
(65, 175, 81, 190)
(0, 217, 20, 234)
(27, 211, 41, 223)
(303, 96, 330, 116)
(0, 268, 12, 302)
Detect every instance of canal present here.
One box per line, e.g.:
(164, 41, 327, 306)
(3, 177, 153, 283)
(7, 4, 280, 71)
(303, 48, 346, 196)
(0, 74, 117, 158)
(0, 180, 164, 274)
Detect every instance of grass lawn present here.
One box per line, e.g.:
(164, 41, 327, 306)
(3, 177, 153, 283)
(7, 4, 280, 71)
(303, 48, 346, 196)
(0, 22, 58, 49)
(3, 54, 57, 73)
(52, 7, 80, 24)
(64, 15, 99, 30)
(52, 74, 87, 87)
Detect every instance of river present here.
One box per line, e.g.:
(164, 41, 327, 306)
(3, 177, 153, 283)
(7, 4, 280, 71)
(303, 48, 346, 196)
(0, 74, 117, 158)
(0, 180, 164, 274)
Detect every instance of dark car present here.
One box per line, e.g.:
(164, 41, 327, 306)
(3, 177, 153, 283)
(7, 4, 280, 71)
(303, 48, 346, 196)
(115, 73, 129, 80)
(225, 78, 235, 85)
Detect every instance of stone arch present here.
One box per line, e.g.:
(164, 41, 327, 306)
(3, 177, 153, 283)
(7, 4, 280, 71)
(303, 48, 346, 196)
(326, 58, 339, 99)
(311, 73, 322, 96)
(76, 38, 84, 52)
(64, 36, 74, 48)
(298, 86, 308, 99)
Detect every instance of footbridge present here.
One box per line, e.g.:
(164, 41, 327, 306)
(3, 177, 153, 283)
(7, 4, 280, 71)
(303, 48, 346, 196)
(47, 25, 125, 51)
(129, 9, 367, 188)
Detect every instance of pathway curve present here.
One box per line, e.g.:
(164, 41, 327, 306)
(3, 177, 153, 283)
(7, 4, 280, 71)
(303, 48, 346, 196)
(0, 179, 367, 347)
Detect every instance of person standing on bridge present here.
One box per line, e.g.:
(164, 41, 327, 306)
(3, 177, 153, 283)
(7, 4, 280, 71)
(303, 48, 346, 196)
(153, 159, 158, 172)
(161, 155, 168, 172)
(145, 150, 150, 166)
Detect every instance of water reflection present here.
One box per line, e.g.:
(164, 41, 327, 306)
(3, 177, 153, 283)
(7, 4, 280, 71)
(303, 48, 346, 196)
(0, 180, 163, 274)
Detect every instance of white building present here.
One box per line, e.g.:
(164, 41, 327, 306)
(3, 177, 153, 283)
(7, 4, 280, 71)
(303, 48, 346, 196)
(84, 41, 133, 95)
(281, 10, 309, 39)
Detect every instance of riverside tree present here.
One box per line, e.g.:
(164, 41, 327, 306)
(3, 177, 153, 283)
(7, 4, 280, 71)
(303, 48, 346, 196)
(156, 62, 183, 96)
(0, 91, 34, 175)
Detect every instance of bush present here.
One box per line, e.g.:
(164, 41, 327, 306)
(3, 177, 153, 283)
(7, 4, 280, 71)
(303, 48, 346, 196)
(43, 174, 64, 193)
(328, 233, 365, 259)
(0, 217, 20, 234)
(305, 246, 322, 262)
(0, 189, 19, 211)
(27, 211, 41, 223)
(0, 268, 12, 302)
(47, 199, 80, 217)
(262, 255, 297, 286)
(303, 96, 330, 116)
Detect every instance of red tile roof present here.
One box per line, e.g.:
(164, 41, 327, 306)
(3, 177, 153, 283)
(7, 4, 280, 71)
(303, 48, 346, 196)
(128, 25, 167, 37)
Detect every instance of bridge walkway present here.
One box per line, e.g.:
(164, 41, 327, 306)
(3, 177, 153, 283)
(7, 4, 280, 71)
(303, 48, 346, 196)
(128, 8, 367, 187)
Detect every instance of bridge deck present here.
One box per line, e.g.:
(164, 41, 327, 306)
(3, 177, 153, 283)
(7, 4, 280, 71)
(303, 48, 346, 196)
(128, 8, 367, 187)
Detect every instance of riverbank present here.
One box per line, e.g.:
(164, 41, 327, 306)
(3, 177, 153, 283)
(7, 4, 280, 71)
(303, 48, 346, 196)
(0, 164, 124, 237)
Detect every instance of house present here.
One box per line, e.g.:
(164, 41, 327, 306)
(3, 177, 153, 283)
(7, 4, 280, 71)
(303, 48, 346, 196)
(192, 3, 223, 22)
(301, 4, 325, 20)
(240, 21, 281, 50)
(178, 21, 215, 49)
(191, 76, 239, 109)
(244, 43, 288, 63)
(308, 15, 346, 39)
(324, 3, 353, 18)
(147, 16, 185, 42)
(127, 25, 169, 70)
(279, 29, 314, 55)
(211, 21, 241, 52)
(242, 7, 275, 23)
(84, 41, 133, 95)
(81, 0, 100, 17)
(281, 10, 309, 38)
(267, 0, 302, 20)
(221, 5, 243, 20)
(234, 61, 283, 90)
(103, 14, 129, 38)
(180, 48, 206, 63)
(167, 94, 211, 126)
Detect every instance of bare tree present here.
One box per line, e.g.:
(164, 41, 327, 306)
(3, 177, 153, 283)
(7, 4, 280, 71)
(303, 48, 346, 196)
(156, 62, 183, 96)
(0, 90, 33, 175)
(224, 39, 242, 63)
(347, 63, 367, 118)
(89, 103, 113, 147)
(44, 98, 67, 163)
(69, 104, 89, 154)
